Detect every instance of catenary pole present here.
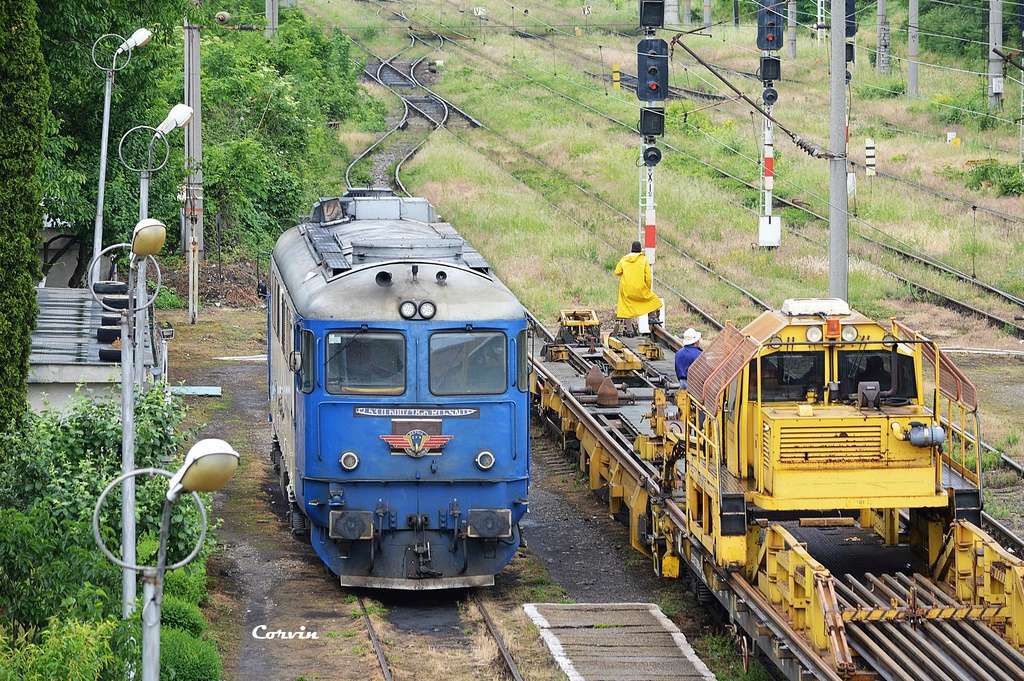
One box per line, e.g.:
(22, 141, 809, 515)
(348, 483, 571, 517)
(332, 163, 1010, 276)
(683, 0, 691, 28)
(990, 0, 1004, 110)
(665, 0, 679, 27)
(876, 0, 890, 73)
(184, 6, 203, 324)
(908, 0, 919, 97)
(703, 0, 711, 29)
(828, 0, 849, 300)
(265, 0, 279, 38)
(787, 0, 796, 59)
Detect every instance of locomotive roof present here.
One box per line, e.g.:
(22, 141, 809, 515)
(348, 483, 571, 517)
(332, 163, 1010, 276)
(272, 192, 524, 322)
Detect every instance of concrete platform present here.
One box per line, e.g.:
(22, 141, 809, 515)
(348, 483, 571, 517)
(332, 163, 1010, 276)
(523, 602, 715, 681)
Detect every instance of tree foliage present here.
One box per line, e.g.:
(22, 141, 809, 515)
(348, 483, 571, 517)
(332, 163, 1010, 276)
(0, 0, 50, 431)
(34, 2, 382, 277)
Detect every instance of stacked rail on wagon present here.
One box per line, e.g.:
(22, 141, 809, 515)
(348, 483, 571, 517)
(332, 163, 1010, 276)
(531, 301, 1024, 680)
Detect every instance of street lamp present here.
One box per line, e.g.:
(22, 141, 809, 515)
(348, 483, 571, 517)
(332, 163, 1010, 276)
(90, 28, 152, 283)
(93, 439, 239, 681)
(87, 219, 167, 619)
(119, 104, 191, 386)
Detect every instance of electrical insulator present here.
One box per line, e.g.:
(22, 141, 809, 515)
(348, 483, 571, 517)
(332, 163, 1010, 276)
(636, 38, 669, 103)
(756, 0, 785, 51)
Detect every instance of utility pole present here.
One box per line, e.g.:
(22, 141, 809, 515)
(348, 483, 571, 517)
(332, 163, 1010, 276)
(787, 0, 796, 59)
(184, 5, 203, 324)
(908, 0, 919, 97)
(990, 0, 1004, 110)
(665, 0, 679, 27)
(733, 0, 740, 28)
(265, 0, 279, 38)
(703, 0, 711, 29)
(828, 0, 849, 300)
(683, 0, 691, 27)
(876, 0, 890, 74)
(817, 0, 824, 47)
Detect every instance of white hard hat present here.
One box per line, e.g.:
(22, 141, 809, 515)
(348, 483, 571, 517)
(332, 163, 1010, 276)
(682, 328, 702, 346)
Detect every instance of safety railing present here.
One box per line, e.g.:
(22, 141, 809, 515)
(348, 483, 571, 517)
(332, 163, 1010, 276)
(750, 523, 854, 674)
(932, 520, 1024, 648)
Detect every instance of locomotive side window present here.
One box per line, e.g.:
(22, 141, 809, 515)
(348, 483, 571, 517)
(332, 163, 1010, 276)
(750, 351, 825, 402)
(430, 331, 507, 396)
(299, 330, 315, 393)
(325, 331, 405, 395)
(837, 350, 916, 401)
(517, 329, 529, 392)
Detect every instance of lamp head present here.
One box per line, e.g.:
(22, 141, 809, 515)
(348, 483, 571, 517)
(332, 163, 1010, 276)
(156, 103, 194, 135)
(131, 217, 167, 257)
(167, 438, 240, 501)
(117, 28, 153, 55)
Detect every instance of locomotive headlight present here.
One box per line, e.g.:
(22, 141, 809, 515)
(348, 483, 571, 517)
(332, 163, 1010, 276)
(340, 451, 360, 471)
(475, 450, 496, 471)
(805, 326, 823, 343)
(841, 325, 858, 342)
(418, 301, 436, 319)
(399, 300, 418, 319)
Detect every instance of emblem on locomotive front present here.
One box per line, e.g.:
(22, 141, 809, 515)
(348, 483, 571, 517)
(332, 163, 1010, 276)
(381, 429, 454, 457)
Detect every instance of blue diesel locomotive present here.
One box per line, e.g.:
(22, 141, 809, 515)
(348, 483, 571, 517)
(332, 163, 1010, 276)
(267, 190, 530, 589)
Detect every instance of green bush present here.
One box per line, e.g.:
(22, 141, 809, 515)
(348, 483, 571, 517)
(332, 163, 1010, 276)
(156, 287, 187, 310)
(160, 629, 221, 681)
(854, 77, 905, 100)
(164, 561, 209, 606)
(0, 619, 118, 681)
(964, 161, 1024, 197)
(930, 88, 1004, 131)
(160, 595, 206, 638)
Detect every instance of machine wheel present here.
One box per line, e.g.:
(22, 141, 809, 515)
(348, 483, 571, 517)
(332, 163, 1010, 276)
(270, 438, 281, 473)
(289, 503, 310, 538)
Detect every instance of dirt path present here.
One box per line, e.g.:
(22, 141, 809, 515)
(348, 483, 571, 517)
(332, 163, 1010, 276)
(166, 309, 381, 681)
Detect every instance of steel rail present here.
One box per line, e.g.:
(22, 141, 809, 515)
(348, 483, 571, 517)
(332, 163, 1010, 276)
(359, 597, 394, 681)
(848, 159, 1024, 227)
(473, 594, 526, 681)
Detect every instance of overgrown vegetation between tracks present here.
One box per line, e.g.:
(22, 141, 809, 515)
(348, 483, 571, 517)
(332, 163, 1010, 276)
(0, 391, 220, 681)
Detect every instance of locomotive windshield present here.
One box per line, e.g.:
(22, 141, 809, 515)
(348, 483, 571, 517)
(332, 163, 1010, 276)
(325, 331, 405, 395)
(837, 350, 917, 400)
(430, 331, 507, 395)
(750, 351, 825, 402)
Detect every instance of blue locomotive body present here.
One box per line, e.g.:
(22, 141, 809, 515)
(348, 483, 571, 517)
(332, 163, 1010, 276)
(267, 191, 530, 589)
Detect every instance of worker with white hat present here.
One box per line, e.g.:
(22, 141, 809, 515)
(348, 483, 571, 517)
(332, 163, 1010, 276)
(674, 328, 702, 388)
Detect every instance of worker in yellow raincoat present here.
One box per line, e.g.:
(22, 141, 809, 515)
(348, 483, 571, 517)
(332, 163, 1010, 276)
(614, 241, 662, 336)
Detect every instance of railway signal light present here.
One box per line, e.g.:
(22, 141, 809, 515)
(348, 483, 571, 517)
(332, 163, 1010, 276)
(637, 38, 669, 102)
(639, 107, 665, 136)
(643, 145, 662, 167)
(762, 87, 778, 106)
(639, 0, 664, 29)
(756, 0, 785, 51)
(846, 0, 858, 37)
(759, 55, 781, 83)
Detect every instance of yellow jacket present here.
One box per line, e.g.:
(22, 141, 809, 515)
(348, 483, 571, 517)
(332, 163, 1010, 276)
(614, 253, 662, 318)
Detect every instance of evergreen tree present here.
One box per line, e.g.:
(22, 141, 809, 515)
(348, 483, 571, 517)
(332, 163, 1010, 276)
(0, 0, 50, 429)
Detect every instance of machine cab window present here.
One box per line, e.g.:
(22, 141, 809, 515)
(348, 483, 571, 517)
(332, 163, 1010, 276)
(836, 350, 917, 403)
(750, 351, 825, 402)
(325, 331, 405, 395)
(429, 331, 507, 396)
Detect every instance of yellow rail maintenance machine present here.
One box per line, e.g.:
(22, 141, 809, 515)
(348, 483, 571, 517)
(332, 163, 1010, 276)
(532, 299, 1024, 681)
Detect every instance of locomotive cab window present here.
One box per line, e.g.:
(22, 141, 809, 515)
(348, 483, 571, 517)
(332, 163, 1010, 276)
(325, 331, 405, 395)
(430, 331, 507, 396)
(750, 351, 825, 402)
(837, 350, 917, 402)
(299, 330, 315, 393)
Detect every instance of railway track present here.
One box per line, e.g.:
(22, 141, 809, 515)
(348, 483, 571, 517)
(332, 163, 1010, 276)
(357, 1, 1024, 555)
(357, 594, 524, 681)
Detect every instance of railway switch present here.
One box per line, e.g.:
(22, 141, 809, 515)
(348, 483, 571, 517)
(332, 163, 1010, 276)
(637, 38, 669, 103)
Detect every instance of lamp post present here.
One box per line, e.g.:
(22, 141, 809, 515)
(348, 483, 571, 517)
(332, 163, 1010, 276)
(88, 218, 167, 618)
(91, 29, 152, 283)
(93, 439, 239, 681)
(119, 104, 192, 386)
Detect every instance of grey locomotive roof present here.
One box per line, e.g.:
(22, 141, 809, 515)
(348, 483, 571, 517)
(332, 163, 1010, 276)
(273, 193, 524, 322)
